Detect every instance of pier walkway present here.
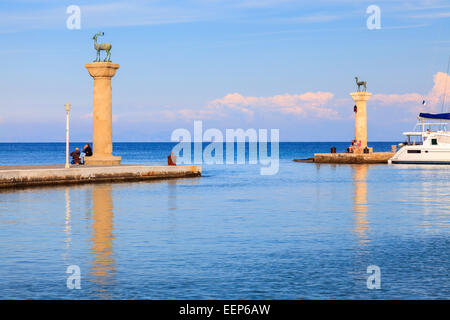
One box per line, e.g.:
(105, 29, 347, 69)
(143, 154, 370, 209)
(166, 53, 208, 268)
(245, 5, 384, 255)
(294, 152, 394, 164)
(0, 164, 201, 189)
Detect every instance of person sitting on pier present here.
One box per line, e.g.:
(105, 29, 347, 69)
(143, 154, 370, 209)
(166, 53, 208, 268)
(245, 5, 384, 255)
(79, 144, 93, 165)
(348, 140, 355, 153)
(168, 152, 177, 166)
(70, 148, 81, 165)
(83, 144, 92, 157)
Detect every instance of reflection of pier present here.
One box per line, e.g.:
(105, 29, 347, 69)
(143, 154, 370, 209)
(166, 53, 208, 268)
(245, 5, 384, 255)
(352, 165, 370, 245)
(168, 179, 177, 211)
(91, 184, 115, 298)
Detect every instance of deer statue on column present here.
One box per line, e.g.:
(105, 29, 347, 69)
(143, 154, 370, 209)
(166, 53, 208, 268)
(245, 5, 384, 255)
(355, 77, 367, 91)
(93, 32, 112, 62)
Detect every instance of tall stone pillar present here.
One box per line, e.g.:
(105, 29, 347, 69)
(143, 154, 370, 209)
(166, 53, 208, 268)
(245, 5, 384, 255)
(84, 62, 121, 165)
(350, 91, 372, 149)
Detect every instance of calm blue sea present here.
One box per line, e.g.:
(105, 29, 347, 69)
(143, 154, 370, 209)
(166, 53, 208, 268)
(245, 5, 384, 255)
(0, 142, 449, 299)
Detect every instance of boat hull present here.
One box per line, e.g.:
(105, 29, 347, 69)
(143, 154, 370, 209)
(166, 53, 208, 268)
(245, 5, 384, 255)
(389, 143, 450, 165)
(391, 160, 450, 164)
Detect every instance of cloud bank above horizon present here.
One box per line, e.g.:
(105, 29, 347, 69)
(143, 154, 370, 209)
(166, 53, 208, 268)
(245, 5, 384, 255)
(155, 72, 450, 123)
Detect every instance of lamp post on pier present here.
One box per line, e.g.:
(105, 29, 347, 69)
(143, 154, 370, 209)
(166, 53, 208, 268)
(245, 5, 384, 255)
(65, 102, 71, 169)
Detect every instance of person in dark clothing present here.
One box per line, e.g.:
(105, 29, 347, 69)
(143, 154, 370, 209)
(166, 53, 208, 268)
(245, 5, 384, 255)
(70, 148, 81, 164)
(83, 144, 93, 157)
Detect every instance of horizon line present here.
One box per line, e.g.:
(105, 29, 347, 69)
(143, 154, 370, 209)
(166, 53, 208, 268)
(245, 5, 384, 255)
(0, 141, 401, 143)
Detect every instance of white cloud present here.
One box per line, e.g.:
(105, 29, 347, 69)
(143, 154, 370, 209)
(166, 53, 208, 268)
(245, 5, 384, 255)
(156, 90, 337, 122)
(371, 93, 423, 105)
(209, 91, 337, 118)
(152, 72, 449, 123)
(0, 1, 210, 32)
(81, 113, 93, 119)
(81, 112, 119, 122)
(372, 72, 450, 113)
(408, 11, 450, 19)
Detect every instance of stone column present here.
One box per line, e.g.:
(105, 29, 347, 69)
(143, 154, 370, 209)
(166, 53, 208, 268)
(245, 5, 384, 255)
(84, 62, 121, 165)
(350, 91, 372, 149)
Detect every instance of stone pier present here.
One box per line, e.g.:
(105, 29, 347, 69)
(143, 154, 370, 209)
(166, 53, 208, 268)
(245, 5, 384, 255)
(85, 62, 121, 166)
(307, 152, 394, 164)
(0, 165, 201, 189)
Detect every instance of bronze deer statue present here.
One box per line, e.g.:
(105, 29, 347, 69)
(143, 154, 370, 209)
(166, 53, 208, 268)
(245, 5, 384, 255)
(355, 77, 367, 91)
(93, 32, 112, 62)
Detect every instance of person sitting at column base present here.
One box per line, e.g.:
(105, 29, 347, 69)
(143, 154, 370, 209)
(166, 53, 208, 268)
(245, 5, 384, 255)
(80, 144, 93, 165)
(70, 148, 81, 165)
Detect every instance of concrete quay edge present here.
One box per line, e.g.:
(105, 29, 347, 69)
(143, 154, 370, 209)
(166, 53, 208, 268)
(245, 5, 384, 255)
(0, 165, 201, 189)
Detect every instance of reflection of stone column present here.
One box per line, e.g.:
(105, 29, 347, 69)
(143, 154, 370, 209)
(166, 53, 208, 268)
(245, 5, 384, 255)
(350, 91, 372, 149)
(85, 62, 121, 165)
(91, 184, 115, 297)
(352, 165, 369, 244)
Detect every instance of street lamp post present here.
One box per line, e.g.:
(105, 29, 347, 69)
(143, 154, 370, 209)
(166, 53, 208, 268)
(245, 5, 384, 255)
(65, 102, 71, 168)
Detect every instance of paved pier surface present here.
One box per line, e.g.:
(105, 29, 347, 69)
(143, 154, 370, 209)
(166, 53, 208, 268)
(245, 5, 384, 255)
(294, 152, 394, 164)
(0, 164, 201, 189)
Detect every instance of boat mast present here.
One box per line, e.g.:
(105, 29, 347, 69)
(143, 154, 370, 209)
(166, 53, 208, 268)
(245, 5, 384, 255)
(441, 55, 450, 113)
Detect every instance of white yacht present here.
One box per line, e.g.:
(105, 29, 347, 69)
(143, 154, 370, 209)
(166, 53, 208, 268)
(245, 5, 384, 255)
(389, 112, 450, 164)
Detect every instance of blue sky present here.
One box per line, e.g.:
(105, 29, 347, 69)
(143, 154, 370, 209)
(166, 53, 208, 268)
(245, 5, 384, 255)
(0, 0, 449, 142)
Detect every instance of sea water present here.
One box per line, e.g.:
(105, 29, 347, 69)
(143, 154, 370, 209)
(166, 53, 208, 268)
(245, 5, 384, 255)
(0, 142, 448, 299)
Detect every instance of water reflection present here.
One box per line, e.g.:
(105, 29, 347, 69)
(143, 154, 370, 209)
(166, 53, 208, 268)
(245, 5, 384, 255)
(90, 184, 116, 299)
(352, 165, 370, 245)
(168, 179, 177, 211)
(63, 188, 72, 262)
(415, 165, 450, 233)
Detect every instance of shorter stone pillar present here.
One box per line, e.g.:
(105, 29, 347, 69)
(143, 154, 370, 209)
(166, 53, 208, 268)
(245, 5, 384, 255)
(350, 91, 372, 149)
(85, 62, 121, 166)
